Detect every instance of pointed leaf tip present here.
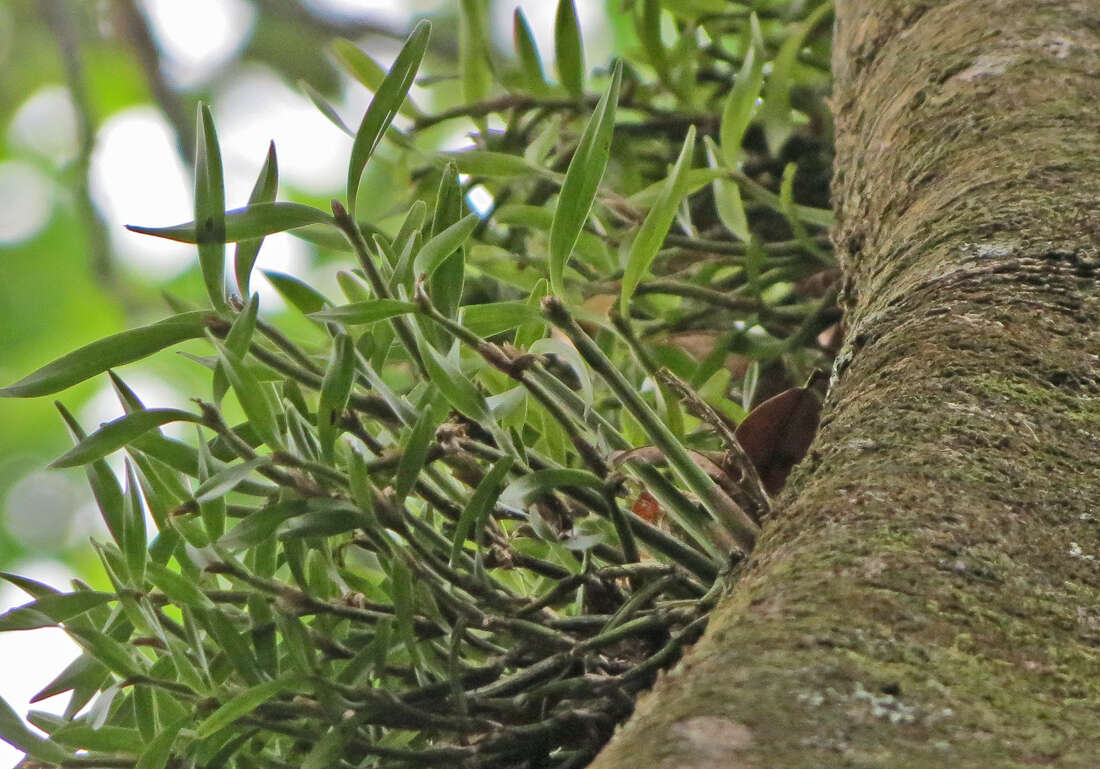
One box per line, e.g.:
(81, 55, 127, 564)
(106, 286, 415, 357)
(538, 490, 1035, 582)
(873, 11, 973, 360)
(548, 59, 622, 295)
(195, 102, 227, 310)
(0, 312, 211, 398)
(347, 19, 431, 215)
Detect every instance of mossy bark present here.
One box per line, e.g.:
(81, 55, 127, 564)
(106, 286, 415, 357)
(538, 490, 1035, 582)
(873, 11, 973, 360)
(589, 2, 1100, 767)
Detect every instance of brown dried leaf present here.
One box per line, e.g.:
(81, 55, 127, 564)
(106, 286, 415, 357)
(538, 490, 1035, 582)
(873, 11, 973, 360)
(734, 371, 825, 494)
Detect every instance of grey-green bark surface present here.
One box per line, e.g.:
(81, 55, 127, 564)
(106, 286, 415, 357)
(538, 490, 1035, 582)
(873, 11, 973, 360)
(590, 1, 1100, 766)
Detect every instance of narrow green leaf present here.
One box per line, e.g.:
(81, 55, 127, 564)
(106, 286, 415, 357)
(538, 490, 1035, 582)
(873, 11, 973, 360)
(440, 150, 534, 177)
(332, 39, 424, 119)
(195, 460, 237, 542)
(235, 142, 279, 297)
(31, 654, 109, 705)
(777, 160, 827, 258)
(388, 559, 416, 661)
(719, 17, 764, 167)
(48, 723, 142, 753)
(626, 167, 722, 208)
(714, 175, 750, 241)
(427, 163, 467, 332)
(500, 468, 603, 508)
(546, 304, 757, 555)
(548, 59, 621, 294)
(434, 163, 463, 237)
(169, 516, 209, 549)
(413, 212, 479, 280)
(621, 125, 696, 311)
(0, 694, 70, 764)
(515, 279, 549, 349)
(274, 613, 316, 674)
(385, 234, 417, 292)
(639, 0, 669, 87)
(210, 338, 283, 450)
(459, 301, 544, 338)
(302, 726, 350, 769)
(0, 572, 59, 600)
(214, 293, 260, 406)
(310, 298, 417, 325)
(193, 456, 271, 503)
(50, 409, 203, 468)
(108, 370, 146, 413)
(300, 79, 354, 136)
(450, 456, 512, 566)
(459, 0, 492, 107)
(348, 20, 431, 214)
(534, 402, 569, 464)
(134, 719, 185, 769)
(317, 334, 356, 461)
(130, 432, 275, 496)
(122, 460, 148, 584)
(358, 361, 417, 426)
(194, 103, 227, 310)
(312, 297, 418, 327)
(127, 202, 333, 244)
(260, 270, 330, 315)
(90, 540, 129, 595)
(337, 270, 372, 304)
(278, 507, 366, 539)
(127, 440, 189, 519)
(195, 678, 304, 739)
(414, 323, 489, 423)
(287, 222, 353, 251)
(761, 2, 833, 155)
(195, 608, 263, 685)
(67, 626, 147, 678)
(217, 501, 309, 550)
(393, 199, 428, 259)
(513, 9, 548, 95)
(248, 593, 278, 679)
(705, 136, 750, 241)
(56, 403, 126, 545)
(146, 561, 214, 609)
(394, 391, 442, 504)
(347, 451, 377, 523)
(133, 685, 156, 742)
(733, 169, 834, 227)
(1, 311, 210, 398)
(0, 592, 115, 632)
(554, 0, 585, 97)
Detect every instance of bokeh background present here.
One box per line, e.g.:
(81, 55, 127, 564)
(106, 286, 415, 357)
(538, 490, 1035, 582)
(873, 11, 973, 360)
(0, 2, 617, 765)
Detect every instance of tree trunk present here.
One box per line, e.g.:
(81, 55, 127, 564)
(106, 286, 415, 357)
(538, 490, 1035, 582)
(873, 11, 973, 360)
(590, 2, 1100, 766)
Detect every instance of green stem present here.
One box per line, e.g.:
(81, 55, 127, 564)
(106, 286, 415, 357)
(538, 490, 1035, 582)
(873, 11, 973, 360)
(654, 367, 771, 519)
(543, 298, 759, 556)
(413, 286, 640, 562)
(331, 201, 428, 379)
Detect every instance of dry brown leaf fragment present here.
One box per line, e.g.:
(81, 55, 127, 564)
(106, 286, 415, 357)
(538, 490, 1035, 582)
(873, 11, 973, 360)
(734, 371, 826, 494)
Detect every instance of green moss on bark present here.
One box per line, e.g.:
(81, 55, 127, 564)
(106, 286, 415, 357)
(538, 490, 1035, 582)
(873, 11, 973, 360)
(590, 1, 1100, 766)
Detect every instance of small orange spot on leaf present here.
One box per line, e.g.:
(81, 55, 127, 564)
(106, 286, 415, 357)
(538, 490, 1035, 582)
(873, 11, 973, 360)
(631, 490, 662, 523)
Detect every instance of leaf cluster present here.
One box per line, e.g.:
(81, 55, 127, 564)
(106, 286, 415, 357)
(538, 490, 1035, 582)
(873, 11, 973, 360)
(0, 1, 837, 767)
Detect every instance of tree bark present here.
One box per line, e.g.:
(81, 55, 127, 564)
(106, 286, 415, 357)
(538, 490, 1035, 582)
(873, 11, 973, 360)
(590, 1, 1100, 767)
